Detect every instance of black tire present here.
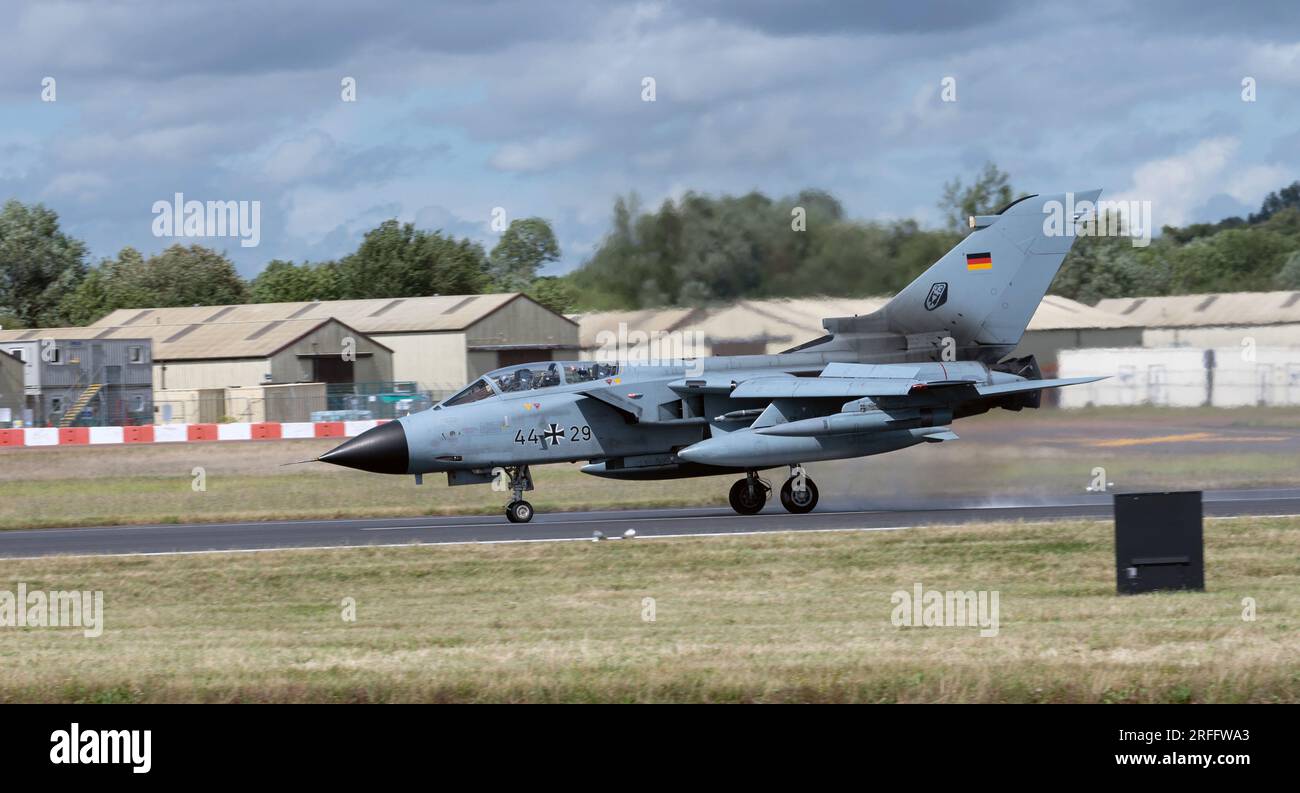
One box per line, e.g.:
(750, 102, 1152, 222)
(506, 500, 534, 523)
(728, 479, 766, 515)
(780, 476, 819, 514)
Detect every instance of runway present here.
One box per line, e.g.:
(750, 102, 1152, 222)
(2, 487, 1298, 559)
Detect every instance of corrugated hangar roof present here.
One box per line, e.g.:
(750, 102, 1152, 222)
(0, 318, 388, 361)
(575, 294, 1133, 348)
(0, 327, 151, 343)
(90, 293, 548, 334)
(1096, 291, 1300, 327)
(1030, 295, 1139, 330)
(570, 306, 706, 348)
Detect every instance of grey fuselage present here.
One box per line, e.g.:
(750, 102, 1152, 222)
(397, 344, 1012, 481)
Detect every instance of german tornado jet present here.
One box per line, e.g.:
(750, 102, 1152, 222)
(316, 190, 1106, 522)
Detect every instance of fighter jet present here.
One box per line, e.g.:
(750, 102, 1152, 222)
(316, 189, 1106, 522)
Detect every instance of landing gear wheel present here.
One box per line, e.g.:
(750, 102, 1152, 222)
(505, 500, 534, 523)
(728, 478, 767, 515)
(501, 465, 535, 523)
(780, 476, 819, 514)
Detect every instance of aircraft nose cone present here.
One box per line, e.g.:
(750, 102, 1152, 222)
(318, 420, 410, 475)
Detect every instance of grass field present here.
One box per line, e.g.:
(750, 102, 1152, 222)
(1, 515, 1295, 703)
(3, 406, 1298, 530)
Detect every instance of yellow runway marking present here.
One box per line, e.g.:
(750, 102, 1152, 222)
(1088, 432, 1292, 448)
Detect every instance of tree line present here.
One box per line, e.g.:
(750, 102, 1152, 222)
(567, 165, 1300, 309)
(0, 209, 562, 328)
(2, 165, 1298, 329)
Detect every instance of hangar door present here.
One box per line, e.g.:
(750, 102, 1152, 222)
(311, 356, 355, 384)
(198, 389, 225, 423)
(497, 349, 553, 369)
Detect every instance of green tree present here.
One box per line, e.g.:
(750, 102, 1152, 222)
(1256, 206, 1300, 242)
(0, 200, 88, 326)
(1053, 233, 1173, 304)
(139, 244, 249, 306)
(938, 162, 1017, 232)
(57, 268, 111, 326)
(792, 188, 845, 224)
(567, 188, 963, 310)
(1249, 181, 1300, 224)
(1274, 250, 1300, 290)
(58, 248, 153, 325)
(1161, 216, 1247, 244)
(249, 259, 340, 303)
(335, 220, 491, 298)
(489, 218, 560, 291)
(526, 275, 579, 314)
(57, 245, 248, 325)
(1168, 228, 1293, 293)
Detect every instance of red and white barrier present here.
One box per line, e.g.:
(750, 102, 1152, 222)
(0, 420, 390, 448)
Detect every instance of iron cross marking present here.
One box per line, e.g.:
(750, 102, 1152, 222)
(542, 423, 565, 445)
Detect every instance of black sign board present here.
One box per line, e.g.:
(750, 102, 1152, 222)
(1114, 491, 1205, 595)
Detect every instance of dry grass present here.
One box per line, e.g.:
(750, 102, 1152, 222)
(0, 439, 737, 528)
(1, 515, 1296, 703)
(3, 404, 1299, 529)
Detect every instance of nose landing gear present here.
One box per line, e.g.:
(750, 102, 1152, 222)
(502, 465, 535, 523)
(506, 499, 534, 523)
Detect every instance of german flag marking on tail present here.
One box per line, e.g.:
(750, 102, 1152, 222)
(966, 252, 992, 270)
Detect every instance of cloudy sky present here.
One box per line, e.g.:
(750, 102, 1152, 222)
(1, 0, 1297, 277)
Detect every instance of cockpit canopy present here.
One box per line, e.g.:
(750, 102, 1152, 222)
(441, 360, 621, 407)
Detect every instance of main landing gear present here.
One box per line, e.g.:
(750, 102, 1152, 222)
(727, 466, 819, 515)
(503, 465, 535, 523)
(779, 465, 819, 514)
(728, 471, 769, 515)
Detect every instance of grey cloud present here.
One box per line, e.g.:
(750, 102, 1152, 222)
(0, 0, 1295, 278)
(0, 0, 605, 87)
(694, 0, 1018, 35)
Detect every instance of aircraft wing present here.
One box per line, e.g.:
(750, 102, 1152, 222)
(972, 376, 1107, 397)
(578, 385, 644, 419)
(729, 374, 1105, 400)
(728, 361, 985, 398)
(730, 376, 917, 398)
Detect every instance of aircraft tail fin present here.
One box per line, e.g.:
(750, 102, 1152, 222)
(822, 189, 1101, 362)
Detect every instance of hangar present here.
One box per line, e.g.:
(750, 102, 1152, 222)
(1058, 345, 1300, 408)
(1, 319, 391, 425)
(92, 293, 580, 398)
(1096, 291, 1300, 349)
(575, 294, 1142, 379)
(1063, 291, 1300, 408)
